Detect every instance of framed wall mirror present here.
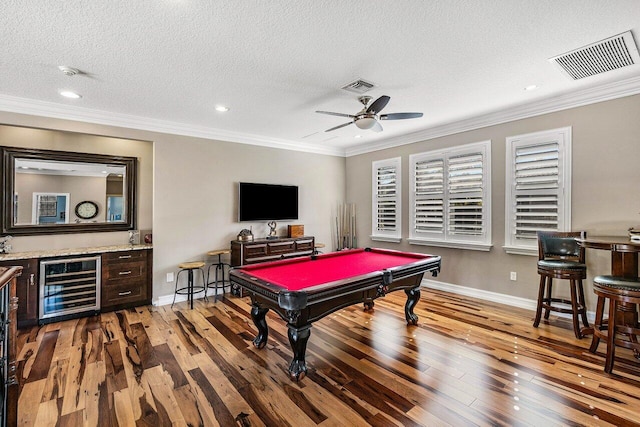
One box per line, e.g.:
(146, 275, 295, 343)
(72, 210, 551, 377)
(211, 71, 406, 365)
(1, 146, 137, 235)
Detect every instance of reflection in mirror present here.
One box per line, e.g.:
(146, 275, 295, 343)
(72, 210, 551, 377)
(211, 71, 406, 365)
(1, 146, 136, 235)
(14, 159, 127, 225)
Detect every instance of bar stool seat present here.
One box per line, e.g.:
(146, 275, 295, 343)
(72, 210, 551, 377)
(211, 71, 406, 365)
(172, 261, 207, 309)
(589, 275, 640, 373)
(314, 243, 325, 255)
(207, 249, 231, 301)
(533, 231, 589, 339)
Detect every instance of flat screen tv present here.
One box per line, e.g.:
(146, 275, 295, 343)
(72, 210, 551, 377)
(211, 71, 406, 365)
(238, 182, 298, 221)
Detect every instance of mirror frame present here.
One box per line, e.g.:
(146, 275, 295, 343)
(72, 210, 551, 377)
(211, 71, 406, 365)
(1, 146, 137, 235)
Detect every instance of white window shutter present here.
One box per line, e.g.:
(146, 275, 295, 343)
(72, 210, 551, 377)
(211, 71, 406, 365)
(372, 157, 401, 241)
(505, 127, 571, 254)
(409, 141, 491, 249)
(414, 158, 444, 236)
(448, 152, 484, 236)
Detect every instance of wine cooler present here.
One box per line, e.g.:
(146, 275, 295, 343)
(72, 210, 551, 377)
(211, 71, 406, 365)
(39, 255, 101, 322)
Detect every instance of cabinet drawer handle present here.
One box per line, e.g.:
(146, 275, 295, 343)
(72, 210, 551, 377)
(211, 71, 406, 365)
(119, 271, 132, 275)
(118, 290, 132, 296)
(29, 273, 35, 286)
(118, 255, 132, 259)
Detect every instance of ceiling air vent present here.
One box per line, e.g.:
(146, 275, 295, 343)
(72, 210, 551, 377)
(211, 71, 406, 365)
(341, 79, 375, 94)
(549, 31, 640, 80)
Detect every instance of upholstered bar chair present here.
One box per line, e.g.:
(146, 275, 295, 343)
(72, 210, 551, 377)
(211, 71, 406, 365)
(589, 273, 640, 373)
(534, 231, 589, 339)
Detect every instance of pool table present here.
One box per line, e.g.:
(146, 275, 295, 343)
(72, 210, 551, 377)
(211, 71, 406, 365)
(229, 247, 441, 380)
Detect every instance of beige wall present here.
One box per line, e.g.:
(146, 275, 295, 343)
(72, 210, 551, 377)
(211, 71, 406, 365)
(346, 94, 640, 310)
(0, 112, 345, 302)
(15, 174, 108, 224)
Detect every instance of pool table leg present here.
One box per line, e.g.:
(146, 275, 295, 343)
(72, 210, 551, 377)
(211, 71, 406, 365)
(251, 305, 270, 349)
(404, 287, 420, 325)
(287, 324, 311, 381)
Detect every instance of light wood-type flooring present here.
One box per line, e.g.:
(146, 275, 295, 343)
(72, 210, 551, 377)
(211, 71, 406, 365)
(15, 288, 640, 426)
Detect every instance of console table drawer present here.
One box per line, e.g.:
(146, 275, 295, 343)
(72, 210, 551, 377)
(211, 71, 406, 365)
(244, 244, 268, 259)
(268, 241, 295, 255)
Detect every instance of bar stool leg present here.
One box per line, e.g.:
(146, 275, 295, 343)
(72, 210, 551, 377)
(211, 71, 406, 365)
(187, 268, 194, 309)
(172, 269, 185, 308)
(604, 298, 617, 374)
(569, 279, 582, 339)
(533, 275, 546, 328)
(589, 294, 606, 353)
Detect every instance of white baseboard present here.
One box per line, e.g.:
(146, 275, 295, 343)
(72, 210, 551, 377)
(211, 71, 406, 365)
(421, 278, 596, 322)
(154, 278, 596, 323)
(154, 287, 223, 306)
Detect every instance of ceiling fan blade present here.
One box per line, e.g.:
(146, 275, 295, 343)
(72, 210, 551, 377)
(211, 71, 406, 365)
(366, 95, 390, 114)
(316, 111, 355, 118)
(371, 121, 383, 132)
(379, 112, 423, 120)
(325, 122, 353, 132)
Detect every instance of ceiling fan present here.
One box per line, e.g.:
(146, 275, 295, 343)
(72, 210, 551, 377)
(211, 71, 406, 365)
(316, 95, 423, 133)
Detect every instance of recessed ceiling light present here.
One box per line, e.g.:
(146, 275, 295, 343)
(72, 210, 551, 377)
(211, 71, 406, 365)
(215, 105, 229, 112)
(59, 90, 82, 99)
(524, 85, 538, 91)
(354, 135, 362, 138)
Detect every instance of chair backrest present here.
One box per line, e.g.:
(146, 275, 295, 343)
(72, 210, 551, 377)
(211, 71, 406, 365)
(537, 231, 586, 262)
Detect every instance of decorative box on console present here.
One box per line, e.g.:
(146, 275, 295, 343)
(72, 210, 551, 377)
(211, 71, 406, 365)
(288, 225, 304, 238)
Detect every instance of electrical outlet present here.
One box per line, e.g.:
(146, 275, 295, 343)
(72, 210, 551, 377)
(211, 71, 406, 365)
(166, 272, 174, 283)
(510, 272, 517, 281)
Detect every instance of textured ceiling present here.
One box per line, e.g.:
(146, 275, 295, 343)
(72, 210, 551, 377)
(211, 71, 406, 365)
(2, 1, 640, 156)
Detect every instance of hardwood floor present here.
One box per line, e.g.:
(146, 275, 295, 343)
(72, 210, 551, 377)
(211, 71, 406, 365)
(15, 289, 640, 426)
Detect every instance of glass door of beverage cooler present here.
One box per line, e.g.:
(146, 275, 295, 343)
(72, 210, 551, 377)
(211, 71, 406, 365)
(39, 256, 101, 321)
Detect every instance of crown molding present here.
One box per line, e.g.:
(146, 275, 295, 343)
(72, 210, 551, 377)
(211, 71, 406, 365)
(0, 94, 346, 157)
(345, 75, 640, 156)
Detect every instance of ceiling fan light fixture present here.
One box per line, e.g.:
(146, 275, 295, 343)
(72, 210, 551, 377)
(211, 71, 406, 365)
(355, 116, 377, 129)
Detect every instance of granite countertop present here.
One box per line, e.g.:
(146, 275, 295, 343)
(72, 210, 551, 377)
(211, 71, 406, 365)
(0, 244, 152, 261)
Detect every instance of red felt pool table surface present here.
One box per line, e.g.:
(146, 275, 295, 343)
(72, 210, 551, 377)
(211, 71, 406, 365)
(238, 248, 434, 291)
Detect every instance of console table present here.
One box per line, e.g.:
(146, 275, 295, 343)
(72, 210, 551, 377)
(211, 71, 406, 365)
(230, 236, 314, 296)
(231, 236, 315, 266)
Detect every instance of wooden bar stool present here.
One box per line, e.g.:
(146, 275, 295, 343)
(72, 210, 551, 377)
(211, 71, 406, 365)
(533, 231, 589, 339)
(207, 249, 231, 301)
(314, 243, 325, 255)
(589, 275, 640, 373)
(172, 261, 207, 309)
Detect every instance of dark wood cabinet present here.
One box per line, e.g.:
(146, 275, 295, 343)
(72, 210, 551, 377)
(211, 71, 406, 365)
(0, 266, 19, 427)
(231, 236, 314, 266)
(0, 259, 37, 328)
(0, 247, 152, 326)
(101, 249, 152, 311)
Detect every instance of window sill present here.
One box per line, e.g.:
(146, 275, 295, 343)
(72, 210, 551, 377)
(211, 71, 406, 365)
(503, 245, 537, 256)
(370, 235, 402, 243)
(408, 238, 492, 251)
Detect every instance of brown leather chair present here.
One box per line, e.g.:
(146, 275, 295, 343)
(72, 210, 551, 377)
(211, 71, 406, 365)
(589, 275, 640, 373)
(533, 231, 589, 338)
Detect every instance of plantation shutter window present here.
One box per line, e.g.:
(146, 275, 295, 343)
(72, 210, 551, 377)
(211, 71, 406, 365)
(448, 153, 484, 237)
(371, 157, 401, 242)
(409, 141, 491, 250)
(505, 127, 571, 255)
(414, 158, 444, 236)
